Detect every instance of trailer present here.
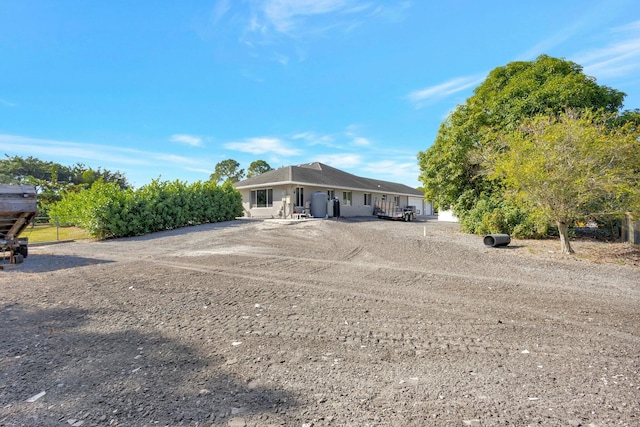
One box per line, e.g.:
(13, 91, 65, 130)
(374, 202, 416, 222)
(0, 184, 37, 266)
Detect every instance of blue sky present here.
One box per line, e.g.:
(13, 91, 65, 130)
(1, 1, 639, 188)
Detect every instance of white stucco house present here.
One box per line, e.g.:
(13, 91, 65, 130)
(233, 162, 432, 219)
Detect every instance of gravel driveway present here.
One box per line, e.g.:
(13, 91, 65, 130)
(1, 218, 638, 426)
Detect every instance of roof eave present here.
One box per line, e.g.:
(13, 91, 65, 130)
(235, 181, 421, 196)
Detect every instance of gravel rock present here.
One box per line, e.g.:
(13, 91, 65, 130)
(1, 218, 638, 426)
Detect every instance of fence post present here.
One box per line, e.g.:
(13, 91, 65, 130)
(56, 217, 60, 241)
(623, 212, 640, 246)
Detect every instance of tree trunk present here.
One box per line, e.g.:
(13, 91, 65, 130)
(557, 221, 574, 254)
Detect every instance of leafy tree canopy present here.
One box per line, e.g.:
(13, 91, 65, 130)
(0, 155, 130, 214)
(418, 55, 633, 243)
(246, 160, 273, 178)
(210, 159, 245, 184)
(494, 110, 640, 253)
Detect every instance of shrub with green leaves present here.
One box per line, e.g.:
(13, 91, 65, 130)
(457, 193, 546, 238)
(49, 179, 243, 239)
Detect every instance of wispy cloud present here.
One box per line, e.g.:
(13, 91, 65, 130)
(205, 1, 411, 66)
(364, 159, 416, 174)
(292, 131, 335, 146)
(212, 0, 231, 24)
(224, 137, 302, 156)
(293, 127, 371, 148)
(260, 0, 363, 34)
(344, 125, 371, 146)
(0, 134, 149, 166)
(367, 2, 412, 23)
(0, 134, 211, 178)
(407, 74, 485, 108)
(574, 20, 640, 80)
(170, 134, 203, 147)
(237, 0, 410, 53)
(516, 1, 618, 61)
(361, 159, 420, 187)
(517, 21, 585, 61)
(185, 166, 215, 174)
(0, 98, 16, 107)
(316, 153, 362, 168)
(153, 153, 206, 166)
(352, 136, 371, 146)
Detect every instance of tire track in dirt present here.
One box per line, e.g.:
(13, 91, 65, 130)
(127, 255, 639, 360)
(151, 250, 639, 331)
(5, 219, 639, 426)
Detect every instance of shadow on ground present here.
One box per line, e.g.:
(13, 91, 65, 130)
(8, 254, 114, 273)
(338, 215, 431, 223)
(116, 220, 247, 243)
(0, 304, 297, 426)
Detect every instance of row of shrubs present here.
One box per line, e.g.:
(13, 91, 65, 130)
(454, 192, 624, 239)
(49, 179, 243, 239)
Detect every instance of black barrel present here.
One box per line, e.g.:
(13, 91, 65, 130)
(483, 234, 511, 247)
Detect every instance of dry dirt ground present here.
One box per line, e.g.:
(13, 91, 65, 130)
(1, 218, 639, 427)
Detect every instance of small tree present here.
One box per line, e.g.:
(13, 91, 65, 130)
(494, 110, 640, 254)
(246, 160, 273, 178)
(210, 159, 245, 184)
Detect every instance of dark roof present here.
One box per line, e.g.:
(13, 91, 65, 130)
(234, 162, 422, 196)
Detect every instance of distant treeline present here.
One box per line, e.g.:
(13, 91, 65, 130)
(0, 155, 130, 214)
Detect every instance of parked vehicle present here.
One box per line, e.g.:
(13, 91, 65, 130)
(0, 184, 37, 266)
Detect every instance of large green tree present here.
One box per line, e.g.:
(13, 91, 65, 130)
(209, 159, 245, 184)
(418, 55, 627, 232)
(494, 110, 640, 253)
(246, 160, 273, 178)
(0, 155, 129, 214)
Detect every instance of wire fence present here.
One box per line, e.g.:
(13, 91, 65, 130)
(19, 216, 91, 243)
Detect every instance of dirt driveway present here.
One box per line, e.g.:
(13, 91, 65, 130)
(1, 218, 639, 426)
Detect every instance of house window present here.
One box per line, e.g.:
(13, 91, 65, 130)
(364, 193, 372, 206)
(327, 189, 335, 200)
(393, 196, 400, 206)
(295, 187, 304, 207)
(251, 189, 273, 208)
(342, 191, 352, 206)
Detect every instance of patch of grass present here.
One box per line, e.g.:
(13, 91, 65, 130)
(19, 224, 92, 243)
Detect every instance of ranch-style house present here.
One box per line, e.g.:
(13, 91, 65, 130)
(233, 162, 432, 219)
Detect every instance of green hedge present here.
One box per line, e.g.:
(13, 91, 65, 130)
(49, 179, 243, 239)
